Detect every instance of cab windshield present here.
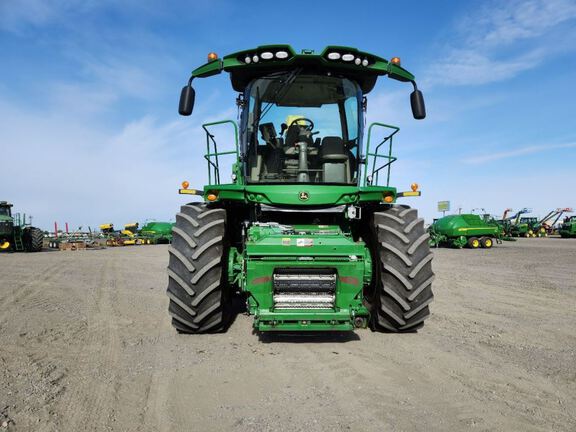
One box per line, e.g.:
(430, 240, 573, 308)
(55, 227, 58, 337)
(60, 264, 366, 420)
(243, 73, 362, 184)
(0, 206, 10, 217)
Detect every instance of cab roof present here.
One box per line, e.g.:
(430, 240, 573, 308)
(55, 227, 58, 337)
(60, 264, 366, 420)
(190, 45, 416, 94)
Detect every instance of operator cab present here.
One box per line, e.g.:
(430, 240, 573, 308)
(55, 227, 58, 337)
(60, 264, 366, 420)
(243, 73, 361, 184)
(0, 202, 12, 217)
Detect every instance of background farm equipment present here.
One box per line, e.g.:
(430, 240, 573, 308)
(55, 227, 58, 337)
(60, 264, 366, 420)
(501, 208, 538, 238)
(0, 201, 43, 252)
(539, 208, 573, 235)
(559, 216, 576, 238)
(139, 221, 174, 244)
(428, 214, 501, 249)
(99, 221, 173, 246)
(512, 217, 543, 237)
(99, 223, 139, 246)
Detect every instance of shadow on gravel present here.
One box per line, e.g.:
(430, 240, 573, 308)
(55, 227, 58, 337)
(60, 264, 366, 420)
(257, 331, 361, 344)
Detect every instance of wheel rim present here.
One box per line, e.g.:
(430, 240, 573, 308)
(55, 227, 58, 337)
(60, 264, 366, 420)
(485, 239, 492, 248)
(472, 239, 479, 248)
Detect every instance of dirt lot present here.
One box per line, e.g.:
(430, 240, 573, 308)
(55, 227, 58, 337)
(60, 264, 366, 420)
(1, 238, 575, 431)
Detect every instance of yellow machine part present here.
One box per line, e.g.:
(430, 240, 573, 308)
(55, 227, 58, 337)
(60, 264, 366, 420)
(100, 223, 114, 230)
(123, 239, 136, 245)
(121, 230, 135, 237)
(0, 241, 10, 250)
(285, 115, 308, 127)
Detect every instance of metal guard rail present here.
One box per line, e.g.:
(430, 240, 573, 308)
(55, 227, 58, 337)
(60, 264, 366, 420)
(363, 122, 399, 187)
(202, 120, 239, 185)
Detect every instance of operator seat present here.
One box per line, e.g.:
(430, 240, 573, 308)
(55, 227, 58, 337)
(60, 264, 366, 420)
(320, 137, 350, 183)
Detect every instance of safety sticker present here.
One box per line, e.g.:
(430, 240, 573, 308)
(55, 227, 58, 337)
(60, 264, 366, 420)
(296, 238, 314, 247)
(282, 237, 291, 246)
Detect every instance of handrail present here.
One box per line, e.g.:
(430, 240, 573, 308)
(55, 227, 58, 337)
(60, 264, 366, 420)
(201, 120, 239, 185)
(363, 122, 400, 186)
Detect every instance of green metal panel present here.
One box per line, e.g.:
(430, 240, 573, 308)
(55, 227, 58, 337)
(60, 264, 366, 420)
(235, 224, 370, 331)
(190, 45, 416, 92)
(202, 184, 395, 206)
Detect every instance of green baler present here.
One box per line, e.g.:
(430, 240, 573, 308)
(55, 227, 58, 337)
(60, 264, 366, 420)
(559, 216, 576, 238)
(140, 221, 174, 244)
(428, 214, 500, 249)
(166, 45, 434, 334)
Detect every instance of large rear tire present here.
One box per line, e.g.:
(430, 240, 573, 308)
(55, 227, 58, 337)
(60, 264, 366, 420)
(24, 227, 43, 252)
(371, 205, 435, 332)
(166, 203, 230, 334)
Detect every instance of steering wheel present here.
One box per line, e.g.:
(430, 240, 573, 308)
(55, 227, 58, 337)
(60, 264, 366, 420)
(289, 117, 314, 131)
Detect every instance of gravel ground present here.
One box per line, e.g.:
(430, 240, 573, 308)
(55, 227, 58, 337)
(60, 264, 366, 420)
(0, 238, 575, 431)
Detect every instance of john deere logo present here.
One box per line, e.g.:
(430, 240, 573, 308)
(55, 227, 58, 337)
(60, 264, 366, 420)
(298, 191, 310, 201)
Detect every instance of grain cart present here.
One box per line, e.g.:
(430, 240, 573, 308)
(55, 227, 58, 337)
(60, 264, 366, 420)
(428, 214, 500, 248)
(0, 201, 43, 252)
(167, 45, 434, 333)
(559, 216, 576, 238)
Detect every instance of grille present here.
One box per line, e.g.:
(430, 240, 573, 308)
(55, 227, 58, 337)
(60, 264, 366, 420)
(0, 221, 13, 236)
(273, 269, 336, 309)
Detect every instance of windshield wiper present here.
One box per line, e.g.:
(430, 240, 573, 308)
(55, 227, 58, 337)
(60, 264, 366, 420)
(255, 68, 302, 125)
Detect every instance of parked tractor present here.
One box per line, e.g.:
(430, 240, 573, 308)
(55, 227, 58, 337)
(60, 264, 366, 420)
(0, 201, 43, 252)
(428, 214, 500, 248)
(559, 216, 576, 238)
(166, 45, 434, 334)
(511, 216, 542, 237)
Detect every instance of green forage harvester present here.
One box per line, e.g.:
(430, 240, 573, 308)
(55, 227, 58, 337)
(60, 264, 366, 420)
(167, 45, 434, 333)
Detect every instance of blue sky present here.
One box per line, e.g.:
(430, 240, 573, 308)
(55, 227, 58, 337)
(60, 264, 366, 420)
(1, 0, 575, 230)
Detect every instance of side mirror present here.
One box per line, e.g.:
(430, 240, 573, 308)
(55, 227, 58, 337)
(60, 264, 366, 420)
(410, 89, 426, 120)
(179, 85, 195, 116)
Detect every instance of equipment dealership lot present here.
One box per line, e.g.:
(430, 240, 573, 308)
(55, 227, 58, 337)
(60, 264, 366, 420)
(1, 239, 575, 431)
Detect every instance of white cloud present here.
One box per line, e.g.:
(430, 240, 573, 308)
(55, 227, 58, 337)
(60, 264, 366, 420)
(462, 142, 576, 164)
(464, 0, 576, 48)
(0, 92, 235, 230)
(427, 0, 576, 86)
(0, 0, 102, 32)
